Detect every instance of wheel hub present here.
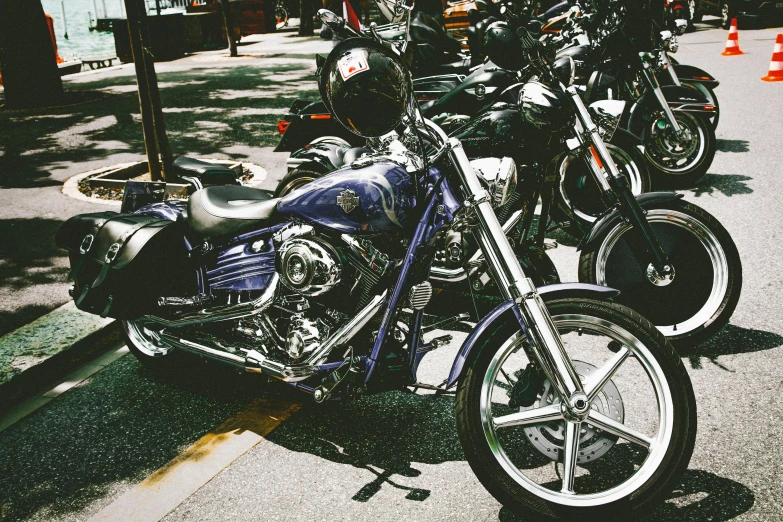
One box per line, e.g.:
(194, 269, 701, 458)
(646, 263, 676, 287)
(521, 360, 624, 464)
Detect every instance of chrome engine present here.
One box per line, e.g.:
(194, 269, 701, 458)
(276, 238, 342, 296)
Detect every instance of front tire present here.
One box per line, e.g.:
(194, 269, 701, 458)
(455, 298, 696, 520)
(578, 200, 742, 349)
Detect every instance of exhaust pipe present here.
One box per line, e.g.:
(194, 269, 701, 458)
(140, 275, 279, 329)
(158, 291, 388, 382)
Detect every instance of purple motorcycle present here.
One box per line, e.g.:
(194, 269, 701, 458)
(56, 7, 696, 519)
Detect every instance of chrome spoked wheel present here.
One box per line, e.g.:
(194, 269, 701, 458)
(594, 209, 729, 339)
(559, 143, 647, 225)
(478, 317, 673, 505)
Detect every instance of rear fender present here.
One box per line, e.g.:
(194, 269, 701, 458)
(445, 283, 620, 388)
(627, 85, 714, 137)
(577, 192, 685, 251)
(274, 100, 359, 152)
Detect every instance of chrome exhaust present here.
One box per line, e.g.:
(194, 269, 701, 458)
(140, 275, 279, 329)
(158, 291, 388, 382)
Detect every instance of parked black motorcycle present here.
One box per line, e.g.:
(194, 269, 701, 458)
(56, 7, 697, 517)
(555, 0, 719, 185)
(278, 13, 742, 349)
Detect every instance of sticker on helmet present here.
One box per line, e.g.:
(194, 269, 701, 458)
(338, 53, 369, 80)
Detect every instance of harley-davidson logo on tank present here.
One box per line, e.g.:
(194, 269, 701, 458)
(336, 189, 360, 213)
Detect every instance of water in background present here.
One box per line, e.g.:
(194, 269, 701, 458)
(42, 0, 139, 60)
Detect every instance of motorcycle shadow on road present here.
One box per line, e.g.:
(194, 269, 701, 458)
(265, 387, 754, 521)
(496, 468, 755, 522)
(682, 323, 783, 371)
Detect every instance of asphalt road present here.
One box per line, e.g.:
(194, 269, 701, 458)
(1, 19, 783, 522)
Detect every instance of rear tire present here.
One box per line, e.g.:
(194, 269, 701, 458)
(455, 298, 696, 520)
(123, 320, 183, 374)
(273, 167, 325, 197)
(578, 200, 742, 349)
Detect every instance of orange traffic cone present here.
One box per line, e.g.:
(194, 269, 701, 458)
(761, 34, 783, 82)
(722, 18, 744, 56)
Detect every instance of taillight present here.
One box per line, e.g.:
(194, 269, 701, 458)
(278, 121, 290, 135)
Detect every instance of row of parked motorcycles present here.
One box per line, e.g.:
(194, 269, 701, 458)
(56, 0, 741, 518)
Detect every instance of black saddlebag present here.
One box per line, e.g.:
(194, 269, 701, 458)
(55, 212, 192, 319)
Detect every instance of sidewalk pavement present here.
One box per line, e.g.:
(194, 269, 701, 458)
(0, 29, 332, 402)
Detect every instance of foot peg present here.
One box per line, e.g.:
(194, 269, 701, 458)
(313, 353, 362, 403)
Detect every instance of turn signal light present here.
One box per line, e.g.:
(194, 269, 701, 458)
(278, 121, 290, 135)
(309, 114, 331, 120)
(693, 76, 712, 80)
(703, 105, 715, 111)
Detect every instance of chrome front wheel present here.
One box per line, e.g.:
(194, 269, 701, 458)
(579, 201, 742, 348)
(455, 299, 696, 518)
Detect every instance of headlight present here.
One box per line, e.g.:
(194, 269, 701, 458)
(587, 100, 625, 141)
(470, 157, 517, 208)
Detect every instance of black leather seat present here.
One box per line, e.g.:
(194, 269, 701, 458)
(188, 186, 279, 239)
(173, 157, 238, 186)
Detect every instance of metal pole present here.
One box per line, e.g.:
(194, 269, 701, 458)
(60, 1, 69, 39)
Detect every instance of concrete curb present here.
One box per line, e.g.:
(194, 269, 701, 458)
(0, 303, 122, 414)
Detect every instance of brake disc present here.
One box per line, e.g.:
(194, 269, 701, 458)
(521, 360, 625, 464)
(650, 114, 698, 161)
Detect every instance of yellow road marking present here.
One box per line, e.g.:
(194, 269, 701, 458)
(88, 396, 300, 522)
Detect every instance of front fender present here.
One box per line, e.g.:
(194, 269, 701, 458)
(445, 283, 620, 388)
(577, 192, 684, 251)
(627, 85, 714, 138)
(674, 64, 719, 90)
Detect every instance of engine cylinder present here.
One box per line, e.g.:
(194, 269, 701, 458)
(276, 238, 342, 296)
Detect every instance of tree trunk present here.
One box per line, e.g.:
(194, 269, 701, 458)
(219, 0, 238, 57)
(0, 0, 64, 109)
(299, 0, 314, 36)
(125, 0, 173, 181)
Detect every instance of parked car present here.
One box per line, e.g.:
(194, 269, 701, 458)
(685, 0, 783, 29)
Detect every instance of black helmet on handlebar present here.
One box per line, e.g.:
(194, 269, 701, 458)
(318, 38, 412, 138)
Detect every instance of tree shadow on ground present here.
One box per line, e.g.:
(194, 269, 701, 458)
(0, 61, 320, 189)
(0, 355, 269, 521)
(681, 323, 783, 371)
(691, 173, 753, 198)
(0, 218, 72, 337)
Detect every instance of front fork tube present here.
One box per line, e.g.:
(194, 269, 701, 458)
(568, 87, 671, 273)
(642, 62, 683, 134)
(448, 139, 586, 406)
(661, 52, 682, 86)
